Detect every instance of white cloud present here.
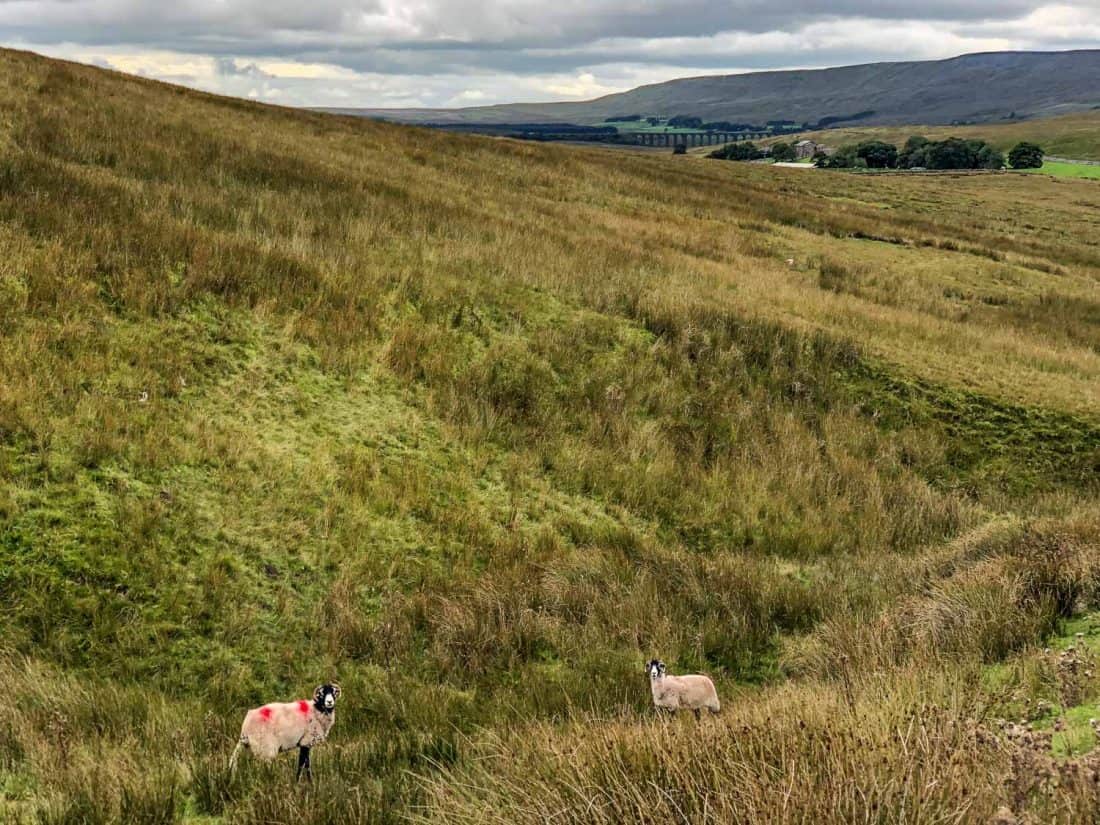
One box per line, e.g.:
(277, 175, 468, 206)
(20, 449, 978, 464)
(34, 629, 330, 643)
(542, 72, 616, 98)
(960, 3, 1100, 44)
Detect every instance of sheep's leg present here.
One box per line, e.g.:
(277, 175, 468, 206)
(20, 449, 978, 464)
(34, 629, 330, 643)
(693, 708, 701, 721)
(296, 746, 311, 782)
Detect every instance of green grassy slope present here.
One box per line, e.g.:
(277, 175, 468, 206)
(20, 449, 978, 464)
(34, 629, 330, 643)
(2, 48, 1100, 823)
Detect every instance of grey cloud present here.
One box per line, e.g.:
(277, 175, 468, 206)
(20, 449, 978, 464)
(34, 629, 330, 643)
(1, 0, 1096, 108)
(213, 56, 273, 78)
(0, 1, 1064, 54)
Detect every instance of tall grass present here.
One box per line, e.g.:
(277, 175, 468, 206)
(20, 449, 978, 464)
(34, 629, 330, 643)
(0, 48, 1099, 821)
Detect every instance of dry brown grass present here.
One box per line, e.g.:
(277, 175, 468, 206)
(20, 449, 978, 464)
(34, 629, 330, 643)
(422, 513, 1100, 824)
(418, 671, 1010, 824)
(1, 48, 1100, 822)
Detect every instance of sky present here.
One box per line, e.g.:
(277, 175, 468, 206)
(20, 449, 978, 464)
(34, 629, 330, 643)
(1, 2, 1098, 109)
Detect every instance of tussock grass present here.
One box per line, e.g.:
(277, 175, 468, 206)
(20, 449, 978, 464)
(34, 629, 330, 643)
(420, 670, 1007, 824)
(1, 48, 1099, 821)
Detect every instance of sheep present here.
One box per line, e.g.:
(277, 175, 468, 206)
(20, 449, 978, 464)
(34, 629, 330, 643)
(645, 659, 720, 719)
(229, 683, 341, 781)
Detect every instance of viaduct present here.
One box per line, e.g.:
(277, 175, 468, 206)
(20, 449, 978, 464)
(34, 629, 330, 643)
(630, 131, 768, 147)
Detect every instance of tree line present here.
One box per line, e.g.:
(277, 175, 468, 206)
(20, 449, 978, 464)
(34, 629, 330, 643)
(706, 141, 801, 162)
(819, 137, 1044, 170)
(708, 136, 1045, 171)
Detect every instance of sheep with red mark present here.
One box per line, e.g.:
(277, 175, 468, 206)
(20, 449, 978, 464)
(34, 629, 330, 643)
(229, 683, 341, 781)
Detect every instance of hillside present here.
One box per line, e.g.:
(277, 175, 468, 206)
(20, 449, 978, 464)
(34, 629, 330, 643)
(763, 110, 1100, 161)
(3, 47, 1100, 823)
(338, 50, 1100, 128)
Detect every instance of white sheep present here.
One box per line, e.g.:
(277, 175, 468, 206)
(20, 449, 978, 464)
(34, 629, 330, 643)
(229, 683, 341, 781)
(645, 659, 720, 719)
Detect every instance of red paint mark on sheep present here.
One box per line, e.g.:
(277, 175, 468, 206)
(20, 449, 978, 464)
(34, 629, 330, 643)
(298, 701, 310, 715)
(259, 707, 272, 721)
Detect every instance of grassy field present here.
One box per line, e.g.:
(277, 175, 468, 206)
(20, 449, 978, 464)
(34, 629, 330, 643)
(760, 110, 1100, 160)
(2, 47, 1100, 823)
(1022, 160, 1100, 180)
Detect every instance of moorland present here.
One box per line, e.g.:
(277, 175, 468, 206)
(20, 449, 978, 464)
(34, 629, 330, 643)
(2, 47, 1100, 823)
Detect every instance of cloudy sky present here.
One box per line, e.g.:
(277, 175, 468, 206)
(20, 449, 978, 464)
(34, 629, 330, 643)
(2, 2, 1098, 109)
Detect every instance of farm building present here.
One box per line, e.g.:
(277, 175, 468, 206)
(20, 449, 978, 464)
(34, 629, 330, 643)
(795, 140, 830, 159)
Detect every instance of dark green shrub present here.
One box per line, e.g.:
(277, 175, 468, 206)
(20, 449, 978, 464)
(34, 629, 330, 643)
(1008, 141, 1044, 169)
(977, 145, 1005, 169)
(709, 141, 762, 161)
(856, 140, 897, 169)
(898, 135, 931, 168)
(668, 115, 703, 128)
(926, 138, 1002, 170)
(770, 141, 797, 162)
(819, 145, 859, 168)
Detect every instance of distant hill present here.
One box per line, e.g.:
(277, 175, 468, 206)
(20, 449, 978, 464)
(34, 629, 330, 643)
(333, 50, 1100, 128)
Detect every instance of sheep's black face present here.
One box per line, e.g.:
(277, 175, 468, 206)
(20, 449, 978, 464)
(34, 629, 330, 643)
(646, 660, 666, 679)
(313, 683, 341, 713)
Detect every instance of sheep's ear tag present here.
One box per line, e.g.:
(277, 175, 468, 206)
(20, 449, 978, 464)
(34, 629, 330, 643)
(313, 685, 324, 702)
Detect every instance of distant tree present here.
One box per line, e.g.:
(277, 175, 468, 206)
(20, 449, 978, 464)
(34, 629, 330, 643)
(897, 136, 931, 168)
(1008, 141, 1044, 169)
(824, 135, 1025, 173)
(708, 141, 762, 161)
(811, 149, 830, 165)
(646, 117, 661, 126)
(819, 145, 860, 168)
(927, 137, 976, 170)
(668, 115, 703, 129)
(977, 145, 1005, 170)
(770, 141, 797, 162)
(856, 140, 898, 169)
